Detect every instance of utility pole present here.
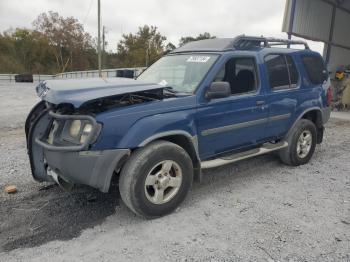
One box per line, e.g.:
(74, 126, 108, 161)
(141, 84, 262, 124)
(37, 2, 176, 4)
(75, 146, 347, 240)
(97, 0, 102, 77)
(102, 26, 105, 70)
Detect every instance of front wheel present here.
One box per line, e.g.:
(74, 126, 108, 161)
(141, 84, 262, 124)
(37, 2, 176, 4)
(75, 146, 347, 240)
(279, 119, 317, 166)
(119, 140, 193, 218)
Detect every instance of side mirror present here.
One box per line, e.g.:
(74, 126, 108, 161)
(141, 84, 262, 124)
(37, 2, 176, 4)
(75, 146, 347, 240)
(206, 82, 231, 100)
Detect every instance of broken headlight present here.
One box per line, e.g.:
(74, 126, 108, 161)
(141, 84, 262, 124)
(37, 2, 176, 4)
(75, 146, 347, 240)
(69, 120, 82, 137)
(62, 120, 95, 145)
(47, 119, 100, 146)
(80, 123, 93, 144)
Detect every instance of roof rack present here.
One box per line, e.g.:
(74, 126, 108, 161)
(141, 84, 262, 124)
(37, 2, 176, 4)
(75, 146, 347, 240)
(233, 35, 310, 50)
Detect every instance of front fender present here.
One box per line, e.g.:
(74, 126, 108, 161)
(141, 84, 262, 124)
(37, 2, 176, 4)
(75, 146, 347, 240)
(118, 109, 198, 148)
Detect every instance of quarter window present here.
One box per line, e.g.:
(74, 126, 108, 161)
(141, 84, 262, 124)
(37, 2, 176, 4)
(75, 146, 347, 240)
(301, 55, 327, 85)
(265, 54, 299, 90)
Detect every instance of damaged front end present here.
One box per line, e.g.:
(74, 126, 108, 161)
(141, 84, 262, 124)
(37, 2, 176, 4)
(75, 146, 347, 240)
(26, 78, 165, 192)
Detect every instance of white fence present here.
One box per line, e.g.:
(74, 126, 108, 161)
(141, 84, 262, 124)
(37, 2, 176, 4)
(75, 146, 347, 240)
(0, 74, 55, 83)
(55, 67, 145, 79)
(0, 67, 146, 83)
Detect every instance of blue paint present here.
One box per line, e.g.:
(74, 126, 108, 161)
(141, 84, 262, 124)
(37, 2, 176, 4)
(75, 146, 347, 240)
(41, 45, 329, 162)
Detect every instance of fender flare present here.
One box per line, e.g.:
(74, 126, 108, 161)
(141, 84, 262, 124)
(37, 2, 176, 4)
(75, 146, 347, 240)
(138, 130, 202, 182)
(286, 107, 323, 138)
(138, 130, 199, 158)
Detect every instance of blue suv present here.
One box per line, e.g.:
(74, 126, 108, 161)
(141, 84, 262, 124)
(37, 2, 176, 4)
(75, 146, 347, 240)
(26, 36, 332, 218)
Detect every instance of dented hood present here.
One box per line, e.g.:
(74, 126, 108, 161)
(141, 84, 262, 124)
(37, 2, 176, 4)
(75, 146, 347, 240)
(36, 77, 163, 108)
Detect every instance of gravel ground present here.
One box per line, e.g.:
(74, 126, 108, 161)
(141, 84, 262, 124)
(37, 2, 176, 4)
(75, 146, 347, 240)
(0, 83, 349, 262)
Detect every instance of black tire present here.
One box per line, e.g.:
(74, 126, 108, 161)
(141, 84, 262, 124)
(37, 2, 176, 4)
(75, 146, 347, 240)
(119, 140, 193, 218)
(279, 119, 317, 166)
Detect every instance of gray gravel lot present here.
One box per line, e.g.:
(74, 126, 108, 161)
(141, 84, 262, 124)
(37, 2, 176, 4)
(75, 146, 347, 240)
(0, 83, 349, 262)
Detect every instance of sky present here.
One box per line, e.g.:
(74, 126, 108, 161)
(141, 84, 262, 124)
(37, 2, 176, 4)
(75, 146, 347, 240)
(0, 0, 324, 53)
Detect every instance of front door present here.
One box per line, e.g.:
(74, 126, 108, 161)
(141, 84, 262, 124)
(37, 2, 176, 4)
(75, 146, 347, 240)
(196, 56, 268, 160)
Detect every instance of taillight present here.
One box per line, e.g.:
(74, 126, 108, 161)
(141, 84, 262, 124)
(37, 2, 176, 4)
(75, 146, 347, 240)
(327, 86, 333, 107)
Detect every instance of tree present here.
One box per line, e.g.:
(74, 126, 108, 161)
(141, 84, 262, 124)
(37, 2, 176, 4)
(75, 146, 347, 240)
(116, 25, 167, 67)
(0, 31, 24, 73)
(0, 28, 55, 74)
(33, 11, 95, 73)
(179, 32, 216, 46)
(13, 29, 55, 73)
(166, 42, 176, 51)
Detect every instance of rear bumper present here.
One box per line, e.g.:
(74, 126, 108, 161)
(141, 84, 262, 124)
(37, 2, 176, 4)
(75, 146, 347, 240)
(44, 148, 130, 192)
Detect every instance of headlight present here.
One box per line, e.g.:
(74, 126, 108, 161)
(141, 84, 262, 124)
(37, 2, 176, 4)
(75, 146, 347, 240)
(50, 116, 100, 146)
(80, 123, 93, 144)
(69, 120, 82, 137)
(61, 120, 94, 144)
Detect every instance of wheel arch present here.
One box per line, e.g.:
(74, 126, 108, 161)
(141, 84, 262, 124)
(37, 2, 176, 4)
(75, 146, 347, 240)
(138, 131, 202, 182)
(300, 109, 323, 128)
(288, 107, 324, 143)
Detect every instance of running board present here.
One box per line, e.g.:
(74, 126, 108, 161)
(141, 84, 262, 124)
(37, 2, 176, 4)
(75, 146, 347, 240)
(201, 141, 288, 169)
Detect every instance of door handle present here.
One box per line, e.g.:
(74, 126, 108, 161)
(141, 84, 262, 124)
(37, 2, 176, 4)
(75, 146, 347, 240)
(256, 100, 265, 106)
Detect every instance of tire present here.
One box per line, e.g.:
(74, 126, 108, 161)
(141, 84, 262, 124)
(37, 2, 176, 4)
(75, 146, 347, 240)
(279, 119, 317, 166)
(119, 140, 193, 218)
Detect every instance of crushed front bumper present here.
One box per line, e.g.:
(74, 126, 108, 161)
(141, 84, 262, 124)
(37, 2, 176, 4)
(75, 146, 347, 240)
(27, 107, 130, 192)
(43, 148, 130, 192)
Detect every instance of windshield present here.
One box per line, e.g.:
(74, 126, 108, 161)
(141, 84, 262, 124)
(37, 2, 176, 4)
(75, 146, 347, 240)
(137, 54, 219, 93)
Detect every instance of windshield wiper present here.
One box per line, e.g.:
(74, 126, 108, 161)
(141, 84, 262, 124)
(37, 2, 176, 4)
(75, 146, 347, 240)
(162, 86, 178, 96)
(162, 86, 192, 97)
(163, 86, 178, 93)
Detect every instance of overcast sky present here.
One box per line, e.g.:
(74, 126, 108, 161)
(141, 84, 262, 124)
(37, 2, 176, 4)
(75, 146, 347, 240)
(0, 0, 324, 53)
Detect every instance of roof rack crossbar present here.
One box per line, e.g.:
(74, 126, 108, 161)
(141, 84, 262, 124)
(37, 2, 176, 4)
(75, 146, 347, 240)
(265, 37, 309, 49)
(233, 35, 309, 50)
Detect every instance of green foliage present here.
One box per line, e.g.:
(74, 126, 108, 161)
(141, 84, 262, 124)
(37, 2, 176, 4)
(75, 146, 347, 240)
(115, 25, 167, 67)
(0, 12, 97, 74)
(0, 11, 216, 74)
(179, 32, 216, 47)
(33, 11, 96, 73)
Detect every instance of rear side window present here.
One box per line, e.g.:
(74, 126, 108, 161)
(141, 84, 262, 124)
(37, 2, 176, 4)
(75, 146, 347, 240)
(286, 56, 298, 87)
(301, 55, 327, 85)
(265, 54, 299, 90)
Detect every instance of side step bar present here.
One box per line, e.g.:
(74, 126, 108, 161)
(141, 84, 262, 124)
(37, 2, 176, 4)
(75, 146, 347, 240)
(201, 141, 288, 169)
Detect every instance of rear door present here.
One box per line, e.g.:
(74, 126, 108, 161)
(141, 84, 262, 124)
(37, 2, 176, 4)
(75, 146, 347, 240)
(196, 56, 268, 160)
(264, 54, 299, 140)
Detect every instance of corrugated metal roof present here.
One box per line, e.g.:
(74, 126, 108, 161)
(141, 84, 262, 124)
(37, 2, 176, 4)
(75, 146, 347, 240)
(283, 0, 350, 72)
(292, 0, 332, 42)
(333, 8, 350, 47)
(283, 0, 350, 47)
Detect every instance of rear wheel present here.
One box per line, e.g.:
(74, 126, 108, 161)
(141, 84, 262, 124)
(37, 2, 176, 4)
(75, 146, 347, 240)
(119, 140, 193, 218)
(279, 119, 317, 166)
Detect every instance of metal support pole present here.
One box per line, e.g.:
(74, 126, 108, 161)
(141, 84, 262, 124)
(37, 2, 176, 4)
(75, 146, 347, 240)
(97, 0, 102, 77)
(102, 26, 105, 71)
(287, 0, 296, 48)
(325, 4, 336, 65)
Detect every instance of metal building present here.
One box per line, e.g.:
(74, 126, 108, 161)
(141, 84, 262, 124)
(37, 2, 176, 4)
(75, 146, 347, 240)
(283, 0, 350, 73)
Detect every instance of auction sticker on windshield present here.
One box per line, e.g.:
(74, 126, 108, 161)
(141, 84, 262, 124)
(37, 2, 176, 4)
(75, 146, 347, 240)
(186, 56, 211, 63)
